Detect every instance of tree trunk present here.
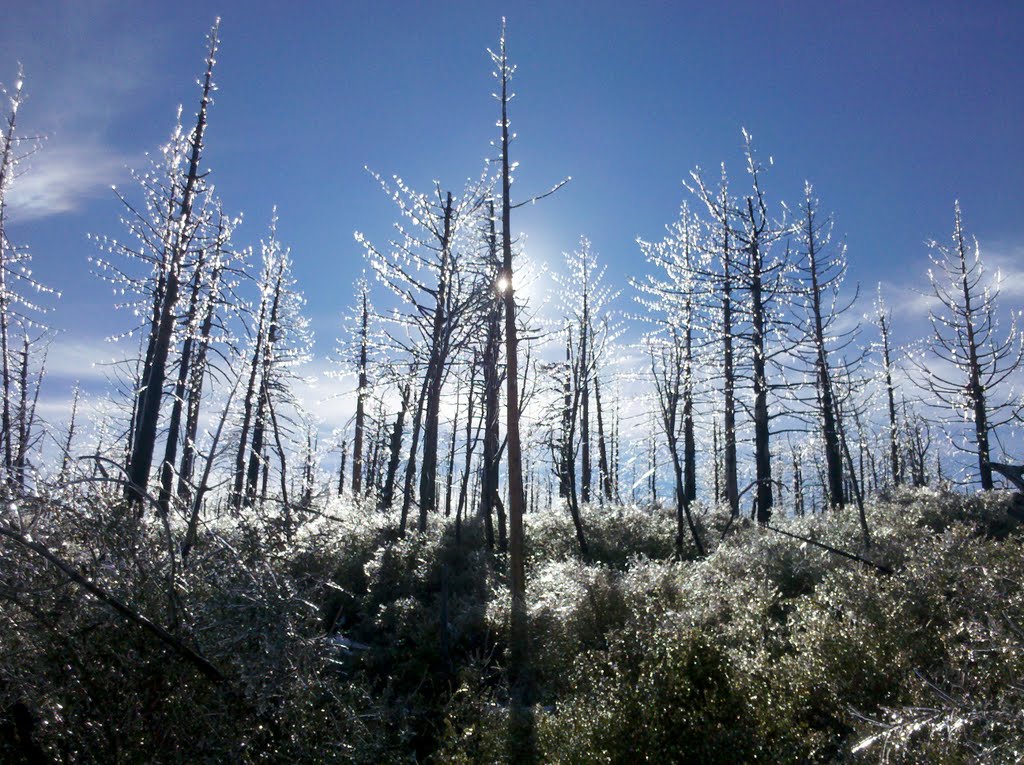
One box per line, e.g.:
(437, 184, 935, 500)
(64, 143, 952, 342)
(720, 219, 739, 516)
(954, 212, 994, 490)
(126, 26, 217, 510)
(479, 201, 502, 548)
(455, 362, 481, 543)
(595, 373, 613, 503)
(878, 304, 901, 487)
(232, 298, 267, 510)
(381, 378, 411, 511)
(158, 248, 207, 516)
(444, 380, 461, 517)
(418, 192, 454, 530)
(804, 201, 845, 509)
(177, 257, 222, 504)
(338, 439, 347, 496)
(748, 199, 773, 525)
(352, 288, 369, 496)
(399, 372, 428, 535)
(497, 28, 530, 733)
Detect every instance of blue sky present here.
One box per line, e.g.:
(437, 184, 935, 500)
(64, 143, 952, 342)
(1, 1, 1022, 422)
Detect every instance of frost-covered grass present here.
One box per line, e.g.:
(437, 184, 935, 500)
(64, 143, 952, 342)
(2, 487, 1021, 762)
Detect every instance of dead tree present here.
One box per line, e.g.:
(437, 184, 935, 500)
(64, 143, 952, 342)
(914, 202, 1022, 489)
(792, 183, 859, 510)
(126, 22, 219, 510)
(690, 168, 741, 515)
(692, 133, 793, 525)
(875, 288, 902, 487)
(490, 20, 569, 734)
(0, 71, 55, 489)
(649, 331, 706, 557)
(635, 201, 705, 514)
(358, 171, 488, 532)
(351, 279, 371, 497)
(232, 213, 311, 512)
(479, 200, 505, 549)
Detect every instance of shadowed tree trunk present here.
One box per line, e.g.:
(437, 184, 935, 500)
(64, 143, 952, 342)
(418, 192, 454, 530)
(399, 373, 428, 535)
(479, 200, 503, 549)
(352, 286, 370, 497)
(177, 244, 224, 505)
(381, 376, 412, 511)
(127, 22, 218, 511)
(746, 194, 774, 525)
(595, 374, 613, 503)
(158, 245, 209, 516)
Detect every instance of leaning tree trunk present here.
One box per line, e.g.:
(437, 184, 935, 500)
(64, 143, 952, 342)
(177, 260, 221, 503)
(158, 248, 207, 516)
(595, 373, 613, 503)
(244, 261, 284, 507)
(127, 25, 217, 510)
(231, 299, 267, 510)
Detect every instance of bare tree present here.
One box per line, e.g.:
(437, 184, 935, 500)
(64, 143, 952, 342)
(874, 287, 902, 488)
(915, 202, 1022, 489)
(358, 171, 489, 532)
(231, 212, 312, 512)
(157, 207, 236, 516)
(351, 277, 371, 497)
(490, 19, 569, 744)
(648, 331, 706, 557)
(690, 167, 740, 515)
(553, 237, 619, 508)
(691, 134, 793, 524)
(791, 183, 861, 510)
(0, 69, 55, 490)
(123, 21, 220, 510)
(478, 199, 505, 549)
(635, 201, 704, 551)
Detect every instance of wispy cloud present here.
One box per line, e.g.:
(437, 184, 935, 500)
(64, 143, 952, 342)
(1, 4, 166, 221)
(983, 242, 1024, 301)
(43, 334, 131, 386)
(7, 140, 129, 221)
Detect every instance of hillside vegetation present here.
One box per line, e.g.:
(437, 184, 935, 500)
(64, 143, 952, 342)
(2, 488, 1021, 763)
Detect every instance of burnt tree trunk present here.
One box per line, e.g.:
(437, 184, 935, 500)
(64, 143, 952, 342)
(352, 287, 369, 496)
(418, 192, 454, 530)
(878, 305, 901, 487)
(158, 247, 207, 516)
(479, 200, 503, 549)
(127, 24, 217, 510)
(803, 198, 845, 509)
(380, 378, 411, 511)
(747, 197, 774, 525)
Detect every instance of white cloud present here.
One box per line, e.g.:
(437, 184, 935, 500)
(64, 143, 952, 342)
(6, 140, 128, 221)
(982, 242, 1024, 301)
(43, 334, 131, 385)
